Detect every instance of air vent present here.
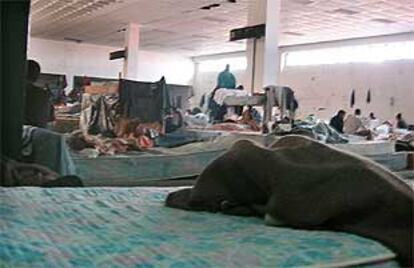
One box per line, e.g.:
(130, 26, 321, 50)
(149, 29, 176, 35)
(143, 43, 165, 48)
(32, 0, 124, 23)
(283, 31, 305, 36)
(371, 18, 396, 24)
(331, 8, 359, 15)
(202, 16, 227, 23)
(200, 3, 221, 10)
(191, 34, 211, 40)
(180, 47, 196, 51)
(292, 0, 314, 5)
(64, 37, 83, 43)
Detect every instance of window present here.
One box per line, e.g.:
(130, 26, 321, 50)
(283, 41, 414, 67)
(198, 57, 247, 72)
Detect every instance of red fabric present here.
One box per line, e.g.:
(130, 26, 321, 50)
(138, 135, 154, 148)
(210, 123, 258, 132)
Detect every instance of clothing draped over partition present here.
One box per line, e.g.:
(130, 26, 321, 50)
(119, 77, 171, 124)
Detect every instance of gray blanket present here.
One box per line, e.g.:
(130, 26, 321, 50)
(165, 135, 413, 266)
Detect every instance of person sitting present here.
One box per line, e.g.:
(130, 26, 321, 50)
(238, 106, 260, 131)
(367, 112, 381, 130)
(344, 109, 371, 138)
(329, 110, 346, 133)
(24, 60, 54, 128)
(396, 113, 408, 129)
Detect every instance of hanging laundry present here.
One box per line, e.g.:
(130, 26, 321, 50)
(79, 93, 119, 137)
(366, 89, 371, 104)
(350, 89, 355, 108)
(119, 77, 171, 124)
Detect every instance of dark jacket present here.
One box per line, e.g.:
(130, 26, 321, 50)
(397, 119, 408, 129)
(24, 84, 51, 128)
(329, 114, 344, 133)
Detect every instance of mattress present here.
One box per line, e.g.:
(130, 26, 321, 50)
(72, 138, 403, 186)
(70, 135, 270, 186)
(70, 147, 225, 186)
(0, 187, 397, 268)
(333, 141, 395, 156)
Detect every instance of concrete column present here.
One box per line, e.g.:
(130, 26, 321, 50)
(263, 0, 281, 87)
(245, 0, 265, 93)
(245, 0, 281, 92)
(123, 23, 140, 80)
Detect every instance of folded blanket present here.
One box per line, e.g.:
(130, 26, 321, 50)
(166, 135, 413, 266)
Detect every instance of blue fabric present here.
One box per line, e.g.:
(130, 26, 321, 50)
(69, 149, 223, 185)
(217, 70, 236, 89)
(155, 131, 210, 148)
(0, 187, 396, 268)
(22, 126, 75, 176)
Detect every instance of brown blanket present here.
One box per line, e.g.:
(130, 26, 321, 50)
(166, 135, 413, 266)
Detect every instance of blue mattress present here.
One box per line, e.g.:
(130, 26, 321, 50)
(69, 136, 403, 186)
(0, 187, 397, 267)
(69, 135, 239, 186)
(70, 150, 223, 186)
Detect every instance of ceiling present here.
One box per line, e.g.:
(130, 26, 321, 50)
(30, 0, 414, 56)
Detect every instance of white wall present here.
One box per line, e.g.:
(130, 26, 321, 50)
(27, 37, 194, 92)
(137, 50, 194, 85)
(279, 33, 414, 122)
(280, 59, 414, 123)
(192, 34, 414, 123)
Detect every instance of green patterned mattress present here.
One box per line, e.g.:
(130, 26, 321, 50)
(0, 187, 398, 267)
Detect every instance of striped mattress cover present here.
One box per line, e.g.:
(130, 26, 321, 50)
(0, 187, 398, 268)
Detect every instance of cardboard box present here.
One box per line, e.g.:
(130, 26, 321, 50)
(84, 84, 118, 95)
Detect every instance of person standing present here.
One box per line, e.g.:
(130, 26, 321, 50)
(216, 64, 236, 89)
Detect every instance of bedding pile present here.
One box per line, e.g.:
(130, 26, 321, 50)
(166, 135, 413, 266)
(67, 120, 161, 156)
(0, 156, 82, 187)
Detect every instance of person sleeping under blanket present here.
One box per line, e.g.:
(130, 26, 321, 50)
(165, 135, 413, 266)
